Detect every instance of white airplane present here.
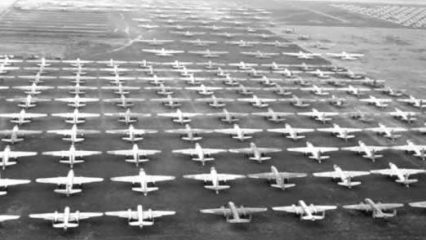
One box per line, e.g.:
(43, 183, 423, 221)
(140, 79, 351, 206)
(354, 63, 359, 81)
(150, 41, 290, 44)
(185, 84, 222, 96)
(360, 95, 392, 108)
(343, 198, 404, 218)
(35, 169, 103, 196)
(397, 95, 426, 109)
(106, 125, 158, 142)
(287, 142, 339, 163)
(195, 95, 234, 108)
(341, 141, 388, 162)
(298, 108, 339, 124)
(272, 200, 337, 221)
(181, 39, 217, 46)
(188, 49, 228, 58)
(0, 174, 31, 195)
(102, 84, 141, 95)
(103, 95, 145, 108)
(55, 94, 99, 108)
(0, 125, 42, 144)
(200, 201, 267, 223)
(29, 206, 103, 230)
(326, 51, 364, 60)
(0, 215, 20, 223)
(251, 108, 293, 123)
(248, 165, 306, 190)
(0, 109, 47, 125)
(111, 168, 175, 195)
(366, 123, 408, 141)
(317, 124, 363, 141)
(57, 83, 98, 95)
(105, 205, 175, 229)
(12, 82, 54, 95)
(135, 38, 174, 45)
(267, 124, 314, 141)
(370, 162, 426, 187)
(392, 140, 426, 160)
(281, 95, 315, 108)
(282, 51, 321, 59)
(0, 145, 37, 170)
(42, 144, 101, 168)
(107, 144, 161, 166)
(151, 95, 191, 108)
(157, 109, 202, 124)
(313, 164, 370, 188)
(241, 51, 279, 59)
(388, 108, 417, 123)
(228, 61, 258, 70)
(165, 124, 213, 142)
(238, 95, 276, 108)
(104, 109, 151, 124)
(172, 143, 227, 165)
(183, 167, 245, 194)
(214, 124, 263, 141)
(301, 85, 335, 96)
(340, 85, 370, 97)
(229, 142, 282, 163)
(6, 95, 50, 108)
(141, 48, 184, 57)
(205, 109, 248, 123)
(409, 202, 426, 208)
(225, 40, 259, 47)
(47, 124, 100, 143)
(51, 108, 100, 125)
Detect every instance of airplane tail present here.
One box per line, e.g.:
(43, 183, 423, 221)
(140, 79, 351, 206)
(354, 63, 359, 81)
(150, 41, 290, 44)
(129, 220, 154, 228)
(396, 178, 417, 187)
(173, 119, 191, 124)
(11, 119, 31, 124)
(62, 137, 84, 142)
(182, 136, 202, 141)
(119, 119, 136, 123)
(309, 156, 329, 163)
(2, 138, 24, 143)
(1, 161, 17, 169)
(125, 158, 149, 164)
(65, 119, 85, 124)
(132, 186, 158, 195)
(123, 137, 143, 142)
(249, 156, 271, 162)
(220, 118, 238, 123)
(301, 215, 324, 221)
(338, 181, 361, 188)
(54, 188, 82, 196)
(18, 104, 35, 108)
(118, 103, 134, 108)
(68, 103, 86, 108)
(232, 136, 252, 141)
(287, 135, 305, 140)
(53, 222, 79, 230)
(271, 183, 296, 190)
(193, 157, 214, 166)
(60, 159, 85, 165)
(227, 218, 251, 224)
(204, 185, 230, 194)
(363, 154, 383, 162)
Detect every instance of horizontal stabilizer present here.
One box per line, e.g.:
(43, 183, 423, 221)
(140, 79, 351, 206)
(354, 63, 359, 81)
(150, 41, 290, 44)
(204, 185, 230, 192)
(53, 222, 79, 229)
(132, 186, 158, 193)
(54, 188, 82, 195)
(249, 156, 271, 162)
(227, 218, 251, 223)
(129, 220, 154, 227)
(302, 215, 324, 221)
(271, 183, 296, 189)
(60, 159, 85, 164)
(338, 181, 361, 188)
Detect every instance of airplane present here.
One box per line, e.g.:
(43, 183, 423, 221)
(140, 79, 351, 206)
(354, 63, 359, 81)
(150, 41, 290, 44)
(135, 38, 174, 45)
(105, 205, 175, 228)
(397, 95, 426, 109)
(374, 87, 405, 97)
(327, 95, 347, 107)
(0, 145, 37, 170)
(229, 142, 281, 163)
(57, 83, 98, 95)
(343, 198, 404, 218)
(104, 109, 151, 124)
(141, 48, 184, 57)
(111, 168, 175, 195)
(341, 141, 388, 162)
(214, 124, 263, 141)
(12, 82, 54, 95)
(205, 109, 248, 123)
(181, 39, 218, 46)
(106, 125, 158, 142)
(151, 95, 191, 108)
(287, 142, 339, 163)
(241, 51, 279, 59)
(51, 108, 100, 125)
(195, 95, 234, 108)
(35, 169, 103, 196)
(55, 94, 99, 108)
(339, 85, 370, 97)
(388, 108, 417, 123)
(0, 174, 31, 195)
(409, 202, 426, 209)
(170, 30, 205, 37)
(200, 201, 267, 223)
(365, 123, 408, 141)
(188, 49, 228, 58)
(317, 124, 363, 141)
(165, 124, 213, 142)
(225, 40, 259, 47)
(101, 84, 141, 95)
(0, 215, 20, 223)
(6, 95, 50, 108)
(0, 109, 47, 125)
(185, 84, 223, 96)
(228, 61, 258, 70)
(248, 165, 306, 190)
(313, 164, 370, 188)
(282, 51, 321, 59)
(370, 162, 426, 187)
(107, 144, 161, 166)
(46, 124, 100, 143)
(157, 109, 202, 124)
(228, 84, 260, 95)
(251, 108, 293, 123)
(272, 200, 337, 221)
(238, 95, 276, 108)
(392, 140, 426, 160)
(29, 206, 103, 230)
(280, 95, 315, 108)
(145, 84, 180, 96)
(183, 167, 245, 194)
(307, 69, 333, 79)
(267, 124, 315, 141)
(0, 125, 42, 144)
(360, 95, 392, 108)
(103, 95, 145, 108)
(298, 108, 339, 124)
(326, 51, 364, 60)
(172, 143, 227, 166)
(42, 144, 101, 168)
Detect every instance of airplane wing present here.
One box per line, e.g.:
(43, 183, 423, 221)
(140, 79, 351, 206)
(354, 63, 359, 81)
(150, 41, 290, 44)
(272, 206, 303, 214)
(52, 113, 100, 118)
(55, 97, 99, 102)
(314, 171, 369, 178)
(371, 168, 426, 176)
(0, 215, 20, 222)
(43, 150, 101, 157)
(237, 207, 267, 214)
(202, 148, 227, 155)
(200, 208, 232, 216)
(0, 113, 47, 118)
(107, 149, 161, 156)
(69, 212, 103, 221)
(375, 203, 404, 210)
(165, 129, 213, 134)
(248, 172, 307, 179)
(287, 147, 310, 153)
(36, 176, 69, 184)
(145, 175, 175, 183)
(111, 175, 139, 182)
(172, 149, 197, 155)
(310, 205, 338, 211)
(16, 130, 43, 135)
(0, 179, 31, 186)
(72, 176, 104, 185)
(29, 213, 64, 220)
(105, 210, 137, 219)
(184, 173, 245, 182)
(342, 145, 388, 152)
(3, 151, 37, 158)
